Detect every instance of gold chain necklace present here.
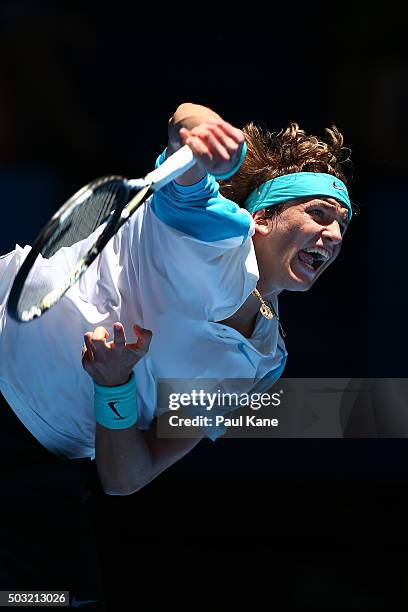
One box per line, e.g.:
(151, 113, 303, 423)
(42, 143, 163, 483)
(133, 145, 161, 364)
(251, 288, 287, 338)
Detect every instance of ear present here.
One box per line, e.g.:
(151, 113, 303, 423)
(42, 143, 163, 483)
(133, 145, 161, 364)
(252, 209, 273, 236)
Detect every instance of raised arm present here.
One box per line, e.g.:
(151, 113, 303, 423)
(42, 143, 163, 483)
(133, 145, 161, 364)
(82, 322, 204, 495)
(167, 102, 245, 186)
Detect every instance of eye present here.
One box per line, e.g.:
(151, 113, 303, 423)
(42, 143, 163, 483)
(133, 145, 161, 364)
(309, 208, 324, 218)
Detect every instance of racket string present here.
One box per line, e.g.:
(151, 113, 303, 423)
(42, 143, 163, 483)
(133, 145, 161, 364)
(45, 183, 123, 258)
(16, 180, 129, 319)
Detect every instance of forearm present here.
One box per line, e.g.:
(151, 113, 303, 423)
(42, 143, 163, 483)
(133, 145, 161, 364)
(95, 423, 153, 495)
(167, 102, 222, 186)
(95, 420, 204, 495)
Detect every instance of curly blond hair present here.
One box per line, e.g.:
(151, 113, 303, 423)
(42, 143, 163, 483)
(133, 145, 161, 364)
(220, 122, 354, 213)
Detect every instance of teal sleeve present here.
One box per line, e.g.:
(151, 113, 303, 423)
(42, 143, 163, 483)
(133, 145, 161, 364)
(151, 149, 253, 244)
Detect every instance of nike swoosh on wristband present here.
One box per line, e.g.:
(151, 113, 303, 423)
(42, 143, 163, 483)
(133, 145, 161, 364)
(108, 401, 124, 419)
(71, 594, 99, 607)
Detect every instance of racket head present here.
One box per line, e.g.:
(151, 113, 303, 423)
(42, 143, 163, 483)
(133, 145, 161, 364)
(7, 175, 131, 322)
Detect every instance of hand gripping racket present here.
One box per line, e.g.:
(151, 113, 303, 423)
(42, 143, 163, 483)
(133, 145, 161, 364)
(7, 146, 197, 322)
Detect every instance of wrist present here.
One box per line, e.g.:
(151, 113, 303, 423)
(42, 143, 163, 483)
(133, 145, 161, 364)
(94, 371, 138, 430)
(211, 141, 247, 180)
(93, 372, 132, 387)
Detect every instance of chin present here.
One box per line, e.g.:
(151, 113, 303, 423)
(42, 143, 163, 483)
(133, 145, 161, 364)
(285, 271, 316, 292)
(287, 260, 330, 292)
(288, 282, 314, 293)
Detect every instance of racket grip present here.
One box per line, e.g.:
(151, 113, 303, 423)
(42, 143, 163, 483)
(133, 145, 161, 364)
(144, 145, 196, 191)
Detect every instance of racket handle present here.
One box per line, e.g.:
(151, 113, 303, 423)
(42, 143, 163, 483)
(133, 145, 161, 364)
(144, 145, 196, 191)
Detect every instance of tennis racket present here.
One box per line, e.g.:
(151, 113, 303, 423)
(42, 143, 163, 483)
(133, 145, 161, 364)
(7, 145, 196, 322)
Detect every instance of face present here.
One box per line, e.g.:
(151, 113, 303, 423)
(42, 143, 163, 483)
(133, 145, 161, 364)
(252, 196, 349, 294)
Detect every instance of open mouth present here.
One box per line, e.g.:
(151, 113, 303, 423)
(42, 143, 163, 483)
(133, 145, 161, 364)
(298, 247, 330, 272)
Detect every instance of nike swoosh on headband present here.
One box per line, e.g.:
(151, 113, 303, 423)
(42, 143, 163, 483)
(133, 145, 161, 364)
(332, 181, 347, 191)
(244, 172, 352, 221)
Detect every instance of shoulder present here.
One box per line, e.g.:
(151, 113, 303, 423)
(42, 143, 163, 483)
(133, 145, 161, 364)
(150, 166, 254, 245)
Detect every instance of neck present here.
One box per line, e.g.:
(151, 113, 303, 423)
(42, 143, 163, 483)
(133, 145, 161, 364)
(256, 272, 281, 299)
(218, 294, 259, 338)
(219, 287, 275, 338)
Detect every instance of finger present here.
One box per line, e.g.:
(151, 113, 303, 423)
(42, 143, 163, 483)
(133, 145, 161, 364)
(179, 127, 191, 145)
(81, 345, 88, 364)
(131, 324, 153, 352)
(93, 326, 110, 342)
(113, 322, 126, 348)
(190, 127, 230, 161)
(185, 136, 213, 162)
(132, 323, 152, 345)
(205, 123, 239, 154)
(212, 121, 245, 145)
(83, 333, 95, 361)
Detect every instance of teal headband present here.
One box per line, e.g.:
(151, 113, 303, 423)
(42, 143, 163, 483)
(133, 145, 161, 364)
(244, 172, 352, 222)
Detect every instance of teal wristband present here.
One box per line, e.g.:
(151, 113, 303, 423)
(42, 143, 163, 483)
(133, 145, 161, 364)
(94, 371, 138, 429)
(211, 141, 247, 180)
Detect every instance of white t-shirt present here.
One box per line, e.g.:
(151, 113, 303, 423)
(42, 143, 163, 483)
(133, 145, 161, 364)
(0, 158, 287, 459)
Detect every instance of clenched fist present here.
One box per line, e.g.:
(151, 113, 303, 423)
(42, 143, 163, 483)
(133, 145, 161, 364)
(179, 119, 245, 178)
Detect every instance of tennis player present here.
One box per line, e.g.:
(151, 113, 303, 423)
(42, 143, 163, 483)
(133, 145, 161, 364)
(0, 102, 352, 598)
(0, 103, 353, 496)
(79, 102, 353, 494)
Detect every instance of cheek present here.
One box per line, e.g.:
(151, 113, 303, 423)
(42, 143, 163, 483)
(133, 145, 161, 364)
(268, 220, 310, 259)
(290, 226, 312, 253)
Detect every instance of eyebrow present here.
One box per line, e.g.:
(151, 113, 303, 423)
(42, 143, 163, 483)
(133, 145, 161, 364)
(310, 200, 349, 229)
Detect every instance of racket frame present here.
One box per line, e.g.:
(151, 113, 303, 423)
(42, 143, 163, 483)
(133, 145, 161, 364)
(7, 145, 196, 322)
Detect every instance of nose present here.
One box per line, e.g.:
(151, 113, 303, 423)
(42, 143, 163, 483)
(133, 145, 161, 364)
(322, 220, 343, 245)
